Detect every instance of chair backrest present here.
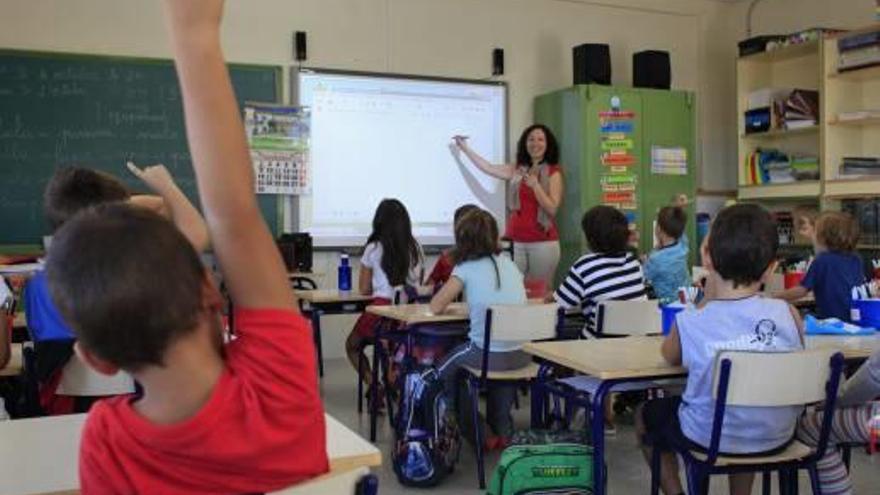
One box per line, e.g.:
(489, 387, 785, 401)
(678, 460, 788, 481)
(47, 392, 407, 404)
(712, 348, 836, 407)
(271, 467, 376, 495)
(56, 354, 135, 397)
(595, 300, 661, 336)
(290, 276, 317, 291)
(486, 303, 559, 344)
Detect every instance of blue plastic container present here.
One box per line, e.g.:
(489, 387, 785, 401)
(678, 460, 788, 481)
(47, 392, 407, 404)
(661, 303, 686, 335)
(851, 299, 880, 329)
(338, 254, 352, 292)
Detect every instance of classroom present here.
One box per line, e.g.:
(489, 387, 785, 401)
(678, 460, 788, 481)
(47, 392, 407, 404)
(1, 0, 880, 494)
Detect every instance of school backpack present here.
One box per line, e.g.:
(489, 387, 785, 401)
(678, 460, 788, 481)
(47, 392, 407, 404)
(488, 429, 597, 495)
(392, 365, 461, 487)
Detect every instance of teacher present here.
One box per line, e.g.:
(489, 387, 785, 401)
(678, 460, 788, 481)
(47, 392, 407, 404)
(453, 124, 563, 287)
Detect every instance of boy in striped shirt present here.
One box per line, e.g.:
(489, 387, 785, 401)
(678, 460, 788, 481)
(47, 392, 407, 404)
(553, 205, 647, 338)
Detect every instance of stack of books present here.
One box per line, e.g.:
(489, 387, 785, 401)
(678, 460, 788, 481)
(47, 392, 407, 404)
(790, 155, 820, 180)
(838, 30, 880, 72)
(841, 157, 880, 177)
(772, 89, 819, 130)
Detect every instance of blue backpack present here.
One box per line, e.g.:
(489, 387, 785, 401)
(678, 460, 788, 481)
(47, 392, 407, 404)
(392, 366, 461, 487)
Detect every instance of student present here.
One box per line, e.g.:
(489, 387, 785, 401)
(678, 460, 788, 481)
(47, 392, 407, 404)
(345, 198, 423, 398)
(775, 211, 866, 321)
(797, 348, 879, 495)
(643, 206, 690, 303)
(552, 205, 647, 337)
(426, 203, 479, 290)
(44, 1, 328, 492)
(26, 165, 208, 415)
(431, 208, 527, 449)
(636, 204, 805, 495)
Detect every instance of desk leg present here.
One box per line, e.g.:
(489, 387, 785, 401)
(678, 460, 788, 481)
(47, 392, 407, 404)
(591, 381, 614, 495)
(370, 326, 381, 443)
(310, 309, 324, 377)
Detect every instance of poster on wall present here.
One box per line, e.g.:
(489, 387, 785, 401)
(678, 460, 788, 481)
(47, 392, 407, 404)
(244, 104, 311, 195)
(599, 96, 638, 210)
(651, 146, 688, 176)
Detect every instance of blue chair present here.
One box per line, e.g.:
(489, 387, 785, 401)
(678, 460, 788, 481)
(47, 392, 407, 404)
(459, 304, 562, 488)
(648, 349, 845, 495)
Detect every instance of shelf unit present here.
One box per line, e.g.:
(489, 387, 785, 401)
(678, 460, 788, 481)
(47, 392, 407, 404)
(736, 39, 821, 203)
(736, 26, 880, 207)
(738, 181, 821, 200)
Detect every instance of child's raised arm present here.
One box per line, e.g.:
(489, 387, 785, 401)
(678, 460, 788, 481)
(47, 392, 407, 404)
(162, 0, 293, 309)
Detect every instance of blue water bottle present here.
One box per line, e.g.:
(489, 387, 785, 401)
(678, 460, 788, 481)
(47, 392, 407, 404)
(338, 254, 352, 292)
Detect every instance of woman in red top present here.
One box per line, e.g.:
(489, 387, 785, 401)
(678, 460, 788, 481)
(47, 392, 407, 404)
(452, 124, 563, 290)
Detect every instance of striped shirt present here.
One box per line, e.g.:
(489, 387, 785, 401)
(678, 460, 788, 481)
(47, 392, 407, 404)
(553, 252, 647, 336)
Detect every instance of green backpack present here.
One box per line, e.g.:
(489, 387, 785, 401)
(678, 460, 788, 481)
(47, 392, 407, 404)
(487, 431, 595, 495)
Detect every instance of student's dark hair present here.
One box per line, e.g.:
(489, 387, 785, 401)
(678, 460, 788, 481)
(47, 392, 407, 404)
(815, 211, 860, 252)
(44, 167, 131, 232)
(453, 203, 480, 227)
(46, 204, 206, 372)
(581, 205, 629, 255)
(516, 124, 560, 167)
(657, 206, 687, 239)
(366, 199, 421, 286)
(708, 203, 778, 288)
(451, 209, 502, 288)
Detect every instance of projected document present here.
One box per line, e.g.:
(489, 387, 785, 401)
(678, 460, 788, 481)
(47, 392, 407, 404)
(297, 71, 507, 247)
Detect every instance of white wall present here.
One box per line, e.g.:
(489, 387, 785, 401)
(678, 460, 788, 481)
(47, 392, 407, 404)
(1, 0, 735, 358)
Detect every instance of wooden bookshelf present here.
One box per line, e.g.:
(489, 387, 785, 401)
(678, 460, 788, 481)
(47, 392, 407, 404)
(739, 40, 820, 63)
(738, 182, 821, 200)
(828, 65, 880, 82)
(740, 126, 819, 139)
(828, 116, 880, 126)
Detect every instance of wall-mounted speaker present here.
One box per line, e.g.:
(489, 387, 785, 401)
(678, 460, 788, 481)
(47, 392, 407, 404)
(294, 31, 307, 62)
(633, 50, 671, 89)
(492, 48, 504, 76)
(572, 43, 611, 85)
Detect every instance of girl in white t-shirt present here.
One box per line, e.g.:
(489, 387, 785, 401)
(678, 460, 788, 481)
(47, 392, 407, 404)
(346, 199, 423, 398)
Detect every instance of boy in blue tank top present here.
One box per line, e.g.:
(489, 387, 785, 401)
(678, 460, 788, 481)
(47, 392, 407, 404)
(635, 204, 805, 495)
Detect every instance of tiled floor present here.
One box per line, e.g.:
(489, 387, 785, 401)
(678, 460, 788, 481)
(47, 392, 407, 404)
(320, 357, 879, 494)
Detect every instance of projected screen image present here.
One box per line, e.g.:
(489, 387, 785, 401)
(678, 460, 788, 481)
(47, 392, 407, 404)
(296, 70, 507, 247)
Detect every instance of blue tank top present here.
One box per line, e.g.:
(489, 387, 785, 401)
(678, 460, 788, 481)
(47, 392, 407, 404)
(676, 295, 804, 453)
(24, 271, 76, 342)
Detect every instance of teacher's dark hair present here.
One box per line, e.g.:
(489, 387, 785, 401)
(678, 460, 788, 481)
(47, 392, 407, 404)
(516, 124, 559, 167)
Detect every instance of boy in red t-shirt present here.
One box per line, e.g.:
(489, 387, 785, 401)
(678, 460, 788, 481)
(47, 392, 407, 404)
(44, 1, 329, 493)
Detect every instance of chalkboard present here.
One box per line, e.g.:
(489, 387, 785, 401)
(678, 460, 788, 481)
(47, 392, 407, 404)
(0, 50, 282, 245)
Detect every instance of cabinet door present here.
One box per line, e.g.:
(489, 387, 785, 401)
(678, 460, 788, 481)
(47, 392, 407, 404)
(639, 90, 696, 261)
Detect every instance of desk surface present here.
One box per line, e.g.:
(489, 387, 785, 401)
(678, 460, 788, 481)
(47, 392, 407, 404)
(0, 413, 380, 495)
(366, 302, 470, 325)
(523, 334, 880, 381)
(0, 343, 22, 377)
(294, 289, 373, 304)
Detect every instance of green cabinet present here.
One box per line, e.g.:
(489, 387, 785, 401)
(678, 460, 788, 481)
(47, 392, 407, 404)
(535, 85, 696, 283)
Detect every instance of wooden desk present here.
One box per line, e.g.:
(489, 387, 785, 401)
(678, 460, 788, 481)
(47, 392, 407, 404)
(293, 290, 373, 378)
(0, 343, 23, 377)
(0, 413, 380, 495)
(365, 302, 469, 325)
(294, 289, 373, 305)
(523, 333, 880, 495)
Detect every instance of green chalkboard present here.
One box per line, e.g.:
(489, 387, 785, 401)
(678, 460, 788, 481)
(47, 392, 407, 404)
(0, 50, 282, 245)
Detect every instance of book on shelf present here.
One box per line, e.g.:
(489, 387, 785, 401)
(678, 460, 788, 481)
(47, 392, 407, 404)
(839, 30, 880, 52)
(839, 44, 880, 71)
(840, 156, 880, 177)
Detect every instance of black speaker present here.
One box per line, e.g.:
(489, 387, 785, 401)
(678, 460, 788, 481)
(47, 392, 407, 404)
(492, 48, 504, 76)
(294, 31, 307, 62)
(633, 50, 671, 89)
(572, 43, 611, 85)
(277, 233, 312, 272)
